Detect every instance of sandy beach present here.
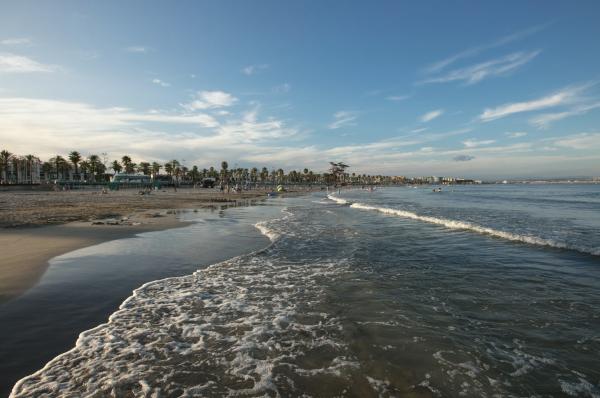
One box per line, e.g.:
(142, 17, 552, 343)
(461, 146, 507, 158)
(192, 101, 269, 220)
(0, 187, 288, 302)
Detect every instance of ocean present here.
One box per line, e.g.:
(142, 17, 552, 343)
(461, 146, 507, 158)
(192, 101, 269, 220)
(7, 185, 600, 397)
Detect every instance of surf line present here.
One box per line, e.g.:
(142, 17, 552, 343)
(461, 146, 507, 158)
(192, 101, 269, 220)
(329, 195, 598, 256)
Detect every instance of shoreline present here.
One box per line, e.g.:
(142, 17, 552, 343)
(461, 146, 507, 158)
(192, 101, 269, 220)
(0, 188, 316, 303)
(0, 210, 191, 303)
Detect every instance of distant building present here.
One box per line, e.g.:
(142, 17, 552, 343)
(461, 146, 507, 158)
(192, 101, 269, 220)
(1, 154, 41, 184)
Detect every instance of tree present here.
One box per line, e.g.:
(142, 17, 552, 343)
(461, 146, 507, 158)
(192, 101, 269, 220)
(151, 162, 162, 176)
(112, 160, 123, 174)
(0, 150, 12, 183)
(121, 155, 134, 173)
(88, 154, 105, 182)
(189, 165, 200, 182)
(69, 151, 82, 180)
(220, 161, 229, 182)
(138, 162, 151, 176)
(164, 162, 173, 176)
(49, 155, 70, 181)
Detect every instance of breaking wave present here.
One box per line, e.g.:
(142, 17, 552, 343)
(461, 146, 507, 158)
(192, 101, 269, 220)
(328, 194, 600, 256)
(10, 209, 357, 397)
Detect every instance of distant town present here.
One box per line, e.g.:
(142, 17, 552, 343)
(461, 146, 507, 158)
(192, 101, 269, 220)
(0, 149, 598, 188)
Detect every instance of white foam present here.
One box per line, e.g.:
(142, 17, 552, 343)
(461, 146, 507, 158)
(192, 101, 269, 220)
(348, 202, 600, 256)
(10, 208, 358, 397)
(327, 194, 348, 205)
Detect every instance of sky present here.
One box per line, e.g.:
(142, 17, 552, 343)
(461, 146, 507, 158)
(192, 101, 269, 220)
(1, 0, 599, 178)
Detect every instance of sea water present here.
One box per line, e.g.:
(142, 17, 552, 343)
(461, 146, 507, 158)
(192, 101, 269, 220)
(9, 185, 600, 397)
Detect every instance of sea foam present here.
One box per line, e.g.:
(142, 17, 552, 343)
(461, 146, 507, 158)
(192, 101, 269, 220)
(10, 208, 357, 397)
(328, 194, 599, 256)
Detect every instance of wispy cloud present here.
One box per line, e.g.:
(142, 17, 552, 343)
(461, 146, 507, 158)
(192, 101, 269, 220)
(151, 78, 171, 87)
(0, 53, 57, 73)
(272, 83, 291, 93)
(530, 101, 600, 129)
(424, 24, 547, 74)
(328, 111, 357, 130)
(553, 132, 600, 150)
(1, 38, 32, 46)
(386, 95, 410, 101)
(453, 154, 475, 161)
(479, 83, 594, 122)
(125, 46, 151, 53)
(420, 50, 540, 85)
(463, 139, 496, 148)
(181, 90, 238, 111)
(242, 64, 269, 75)
(420, 109, 444, 123)
(506, 131, 527, 138)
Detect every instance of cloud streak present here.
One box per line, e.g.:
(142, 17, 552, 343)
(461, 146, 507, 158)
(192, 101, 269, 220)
(420, 50, 540, 85)
(479, 83, 593, 122)
(1, 38, 32, 45)
(424, 24, 547, 74)
(181, 90, 238, 111)
(530, 101, 600, 129)
(152, 78, 171, 87)
(420, 109, 444, 123)
(242, 64, 269, 75)
(125, 46, 151, 53)
(328, 111, 357, 129)
(0, 53, 57, 73)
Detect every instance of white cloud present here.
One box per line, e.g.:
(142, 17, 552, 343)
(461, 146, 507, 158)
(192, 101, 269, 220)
(554, 133, 600, 150)
(420, 50, 540, 85)
(125, 46, 150, 53)
(410, 127, 428, 133)
(272, 83, 291, 93)
(181, 90, 238, 111)
(506, 131, 527, 138)
(242, 64, 269, 75)
(424, 24, 547, 74)
(328, 111, 357, 129)
(0, 53, 57, 73)
(529, 101, 600, 129)
(479, 83, 593, 122)
(386, 95, 410, 101)
(420, 109, 444, 123)
(1, 38, 32, 45)
(0, 97, 301, 161)
(463, 139, 496, 148)
(152, 78, 171, 87)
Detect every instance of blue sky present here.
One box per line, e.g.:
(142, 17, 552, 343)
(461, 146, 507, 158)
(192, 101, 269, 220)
(1, 1, 599, 178)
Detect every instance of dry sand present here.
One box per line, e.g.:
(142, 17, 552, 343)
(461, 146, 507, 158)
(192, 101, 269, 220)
(0, 187, 290, 302)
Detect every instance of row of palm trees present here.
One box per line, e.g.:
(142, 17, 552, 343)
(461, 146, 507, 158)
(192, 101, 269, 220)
(1, 148, 392, 186)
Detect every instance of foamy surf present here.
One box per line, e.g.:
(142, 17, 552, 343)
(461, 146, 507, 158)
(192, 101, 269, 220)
(10, 208, 357, 398)
(327, 194, 348, 205)
(345, 201, 600, 256)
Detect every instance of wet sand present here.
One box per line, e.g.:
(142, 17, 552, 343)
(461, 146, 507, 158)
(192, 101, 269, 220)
(0, 212, 187, 303)
(0, 187, 316, 302)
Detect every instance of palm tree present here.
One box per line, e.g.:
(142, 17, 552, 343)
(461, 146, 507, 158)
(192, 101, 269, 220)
(88, 154, 102, 182)
(42, 162, 53, 182)
(151, 162, 162, 176)
(112, 160, 123, 174)
(220, 161, 229, 183)
(138, 162, 151, 175)
(164, 162, 174, 176)
(1, 150, 12, 183)
(24, 154, 37, 184)
(69, 151, 82, 181)
(121, 155, 134, 173)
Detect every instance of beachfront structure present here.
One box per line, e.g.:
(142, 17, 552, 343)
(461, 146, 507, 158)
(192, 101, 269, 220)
(110, 173, 152, 185)
(0, 154, 42, 184)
